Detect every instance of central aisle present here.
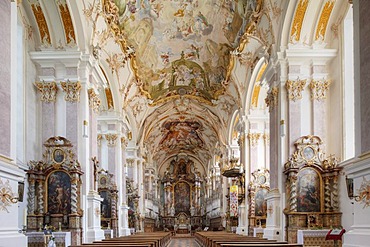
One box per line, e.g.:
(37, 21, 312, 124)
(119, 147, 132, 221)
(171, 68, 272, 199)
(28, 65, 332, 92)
(168, 237, 200, 247)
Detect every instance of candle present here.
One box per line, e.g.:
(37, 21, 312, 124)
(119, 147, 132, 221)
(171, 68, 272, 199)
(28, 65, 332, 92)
(23, 208, 27, 226)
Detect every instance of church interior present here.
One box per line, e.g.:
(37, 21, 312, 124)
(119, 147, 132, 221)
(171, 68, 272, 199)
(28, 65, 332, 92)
(1, 0, 370, 246)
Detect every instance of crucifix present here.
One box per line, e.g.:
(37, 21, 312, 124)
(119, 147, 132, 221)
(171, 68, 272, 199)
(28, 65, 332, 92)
(92, 156, 99, 191)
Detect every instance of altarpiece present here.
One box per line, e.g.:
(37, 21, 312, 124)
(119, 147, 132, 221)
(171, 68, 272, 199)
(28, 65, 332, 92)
(26, 136, 83, 246)
(283, 135, 342, 243)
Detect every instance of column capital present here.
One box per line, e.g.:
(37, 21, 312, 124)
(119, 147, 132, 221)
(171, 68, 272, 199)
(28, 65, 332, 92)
(265, 87, 279, 112)
(121, 137, 128, 149)
(309, 79, 331, 101)
(60, 80, 81, 102)
(286, 79, 306, 101)
(247, 132, 262, 147)
(88, 88, 101, 113)
(105, 133, 118, 147)
(35, 81, 58, 103)
(97, 134, 103, 146)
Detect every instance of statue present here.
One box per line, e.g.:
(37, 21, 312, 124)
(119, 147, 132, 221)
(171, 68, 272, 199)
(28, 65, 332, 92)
(170, 204, 175, 216)
(190, 205, 195, 216)
(91, 156, 99, 191)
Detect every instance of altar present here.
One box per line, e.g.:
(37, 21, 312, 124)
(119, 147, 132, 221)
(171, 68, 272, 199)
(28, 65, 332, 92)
(174, 212, 191, 234)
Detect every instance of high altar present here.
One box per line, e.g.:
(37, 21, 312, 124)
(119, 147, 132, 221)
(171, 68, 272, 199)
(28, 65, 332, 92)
(161, 155, 203, 232)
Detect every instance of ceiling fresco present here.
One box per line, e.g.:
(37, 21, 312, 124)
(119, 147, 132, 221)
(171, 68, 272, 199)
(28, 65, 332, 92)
(23, 0, 281, 172)
(159, 120, 204, 151)
(103, 0, 260, 104)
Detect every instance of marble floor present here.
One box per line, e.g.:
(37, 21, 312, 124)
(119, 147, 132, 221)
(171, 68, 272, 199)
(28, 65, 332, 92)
(168, 237, 200, 247)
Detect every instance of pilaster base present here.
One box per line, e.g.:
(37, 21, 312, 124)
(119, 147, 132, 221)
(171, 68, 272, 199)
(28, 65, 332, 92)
(119, 205, 131, 236)
(0, 231, 27, 247)
(85, 191, 104, 243)
(343, 229, 370, 247)
(264, 189, 282, 241)
(264, 227, 282, 241)
(236, 226, 248, 235)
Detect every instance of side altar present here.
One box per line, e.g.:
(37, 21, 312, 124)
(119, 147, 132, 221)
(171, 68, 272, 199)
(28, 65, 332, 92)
(283, 136, 342, 244)
(26, 137, 84, 246)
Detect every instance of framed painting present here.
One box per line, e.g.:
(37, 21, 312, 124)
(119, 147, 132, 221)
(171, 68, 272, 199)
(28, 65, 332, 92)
(18, 182, 24, 202)
(297, 168, 322, 212)
(255, 188, 268, 216)
(47, 171, 71, 214)
(53, 148, 65, 164)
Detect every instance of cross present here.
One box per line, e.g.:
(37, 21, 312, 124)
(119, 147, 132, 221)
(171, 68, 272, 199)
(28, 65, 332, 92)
(91, 156, 99, 191)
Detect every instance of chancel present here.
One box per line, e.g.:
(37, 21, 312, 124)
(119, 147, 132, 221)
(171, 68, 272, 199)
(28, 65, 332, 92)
(1, 0, 370, 247)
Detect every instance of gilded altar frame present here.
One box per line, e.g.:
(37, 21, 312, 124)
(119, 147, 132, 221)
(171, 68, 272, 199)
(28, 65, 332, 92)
(283, 135, 342, 244)
(26, 136, 84, 246)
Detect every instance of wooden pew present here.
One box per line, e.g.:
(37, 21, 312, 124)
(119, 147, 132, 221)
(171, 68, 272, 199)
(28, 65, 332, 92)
(194, 231, 303, 247)
(69, 231, 170, 247)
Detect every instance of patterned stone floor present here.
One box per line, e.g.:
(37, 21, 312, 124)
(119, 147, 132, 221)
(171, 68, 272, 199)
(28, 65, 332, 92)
(167, 237, 200, 247)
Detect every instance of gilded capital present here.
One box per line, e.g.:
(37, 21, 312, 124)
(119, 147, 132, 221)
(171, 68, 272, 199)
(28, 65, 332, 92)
(309, 79, 331, 101)
(247, 132, 262, 147)
(35, 81, 58, 103)
(286, 79, 306, 101)
(88, 88, 101, 113)
(105, 133, 118, 147)
(61, 81, 81, 102)
(126, 158, 135, 167)
(97, 134, 103, 147)
(237, 134, 245, 146)
(265, 87, 279, 112)
(263, 133, 270, 146)
(121, 137, 128, 149)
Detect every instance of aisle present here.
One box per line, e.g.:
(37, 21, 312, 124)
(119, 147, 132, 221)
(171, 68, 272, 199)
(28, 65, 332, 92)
(167, 237, 200, 247)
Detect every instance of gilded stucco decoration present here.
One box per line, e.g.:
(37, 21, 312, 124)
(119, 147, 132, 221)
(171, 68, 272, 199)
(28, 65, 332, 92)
(30, 2, 51, 45)
(265, 86, 278, 111)
(105, 133, 118, 147)
(88, 88, 101, 113)
(263, 133, 270, 146)
(101, 0, 264, 104)
(247, 132, 262, 147)
(60, 81, 81, 102)
(309, 79, 331, 101)
(315, 0, 335, 41)
(290, 0, 310, 43)
(0, 178, 18, 212)
(97, 134, 103, 147)
(35, 81, 58, 103)
(58, 2, 76, 45)
(286, 79, 306, 101)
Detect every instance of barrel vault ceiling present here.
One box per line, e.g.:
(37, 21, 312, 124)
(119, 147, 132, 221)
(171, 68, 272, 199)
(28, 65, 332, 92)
(20, 0, 283, 173)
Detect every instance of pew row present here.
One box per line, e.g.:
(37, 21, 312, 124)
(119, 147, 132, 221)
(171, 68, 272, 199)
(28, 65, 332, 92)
(194, 232, 303, 247)
(69, 232, 171, 247)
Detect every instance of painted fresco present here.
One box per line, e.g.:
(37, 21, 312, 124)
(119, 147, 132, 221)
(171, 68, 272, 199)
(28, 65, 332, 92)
(297, 168, 321, 212)
(47, 171, 71, 214)
(105, 0, 259, 103)
(159, 121, 204, 151)
(174, 182, 190, 215)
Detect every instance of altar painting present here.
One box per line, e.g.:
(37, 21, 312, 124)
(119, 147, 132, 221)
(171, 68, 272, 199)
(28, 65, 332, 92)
(297, 168, 321, 212)
(47, 171, 71, 214)
(255, 188, 268, 216)
(174, 182, 190, 215)
(100, 190, 112, 218)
